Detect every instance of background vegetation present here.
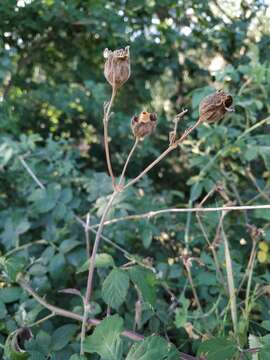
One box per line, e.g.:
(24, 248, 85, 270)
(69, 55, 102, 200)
(1, 0, 270, 359)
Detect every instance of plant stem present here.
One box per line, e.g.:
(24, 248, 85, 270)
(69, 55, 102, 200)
(103, 86, 117, 187)
(18, 276, 144, 342)
(87, 204, 270, 230)
(222, 227, 238, 338)
(118, 139, 139, 186)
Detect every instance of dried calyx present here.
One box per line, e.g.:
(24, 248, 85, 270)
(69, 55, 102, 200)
(199, 90, 234, 123)
(131, 111, 157, 139)
(104, 46, 130, 89)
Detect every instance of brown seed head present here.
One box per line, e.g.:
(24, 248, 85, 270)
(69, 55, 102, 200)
(104, 46, 130, 89)
(131, 111, 157, 139)
(199, 90, 234, 123)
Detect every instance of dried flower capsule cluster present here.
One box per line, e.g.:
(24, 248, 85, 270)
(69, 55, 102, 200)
(104, 47, 234, 141)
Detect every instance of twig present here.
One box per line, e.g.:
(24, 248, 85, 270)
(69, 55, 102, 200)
(118, 138, 139, 187)
(221, 224, 238, 338)
(103, 87, 117, 187)
(18, 276, 144, 342)
(28, 313, 55, 328)
(123, 113, 199, 190)
(19, 156, 45, 189)
(246, 168, 270, 202)
(85, 213, 91, 257)
(87, 204, 270, 230)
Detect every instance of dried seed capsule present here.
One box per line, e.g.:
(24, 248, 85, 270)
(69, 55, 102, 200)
(104, 46, 130, 89)
(131, 111, 157, 139)
(199, 90, 234, 123)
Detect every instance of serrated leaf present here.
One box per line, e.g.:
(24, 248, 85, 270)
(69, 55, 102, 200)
(197, 338, 238, 360)
(102, 268, 129, 309)
(126, 335, 179, 360)
(128, 266, 156, 305)
(84, 315, 123, 360)
(77, 253, 114, 274)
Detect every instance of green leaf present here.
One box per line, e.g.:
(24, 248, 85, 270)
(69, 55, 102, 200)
(128, 266, 156, 305)
(198, 338, 238, 360)
(77, 253, 115, 274)
(51, 324, 78, 351)
(84, 315, 123, 360)
(126, 336, 179, 360)
(102, 268, 129, 309)
(0, 287, 22, 303)
(142, 226, 153, 248)
(69, 356, 87, 360)
(0, 299, 7, 319)
(2, 256, 26, 282)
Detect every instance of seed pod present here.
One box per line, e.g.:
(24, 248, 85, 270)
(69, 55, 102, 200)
(104, 46, 130, 89)
(131, 111, 157, 139)
(199, 90, 234, 123)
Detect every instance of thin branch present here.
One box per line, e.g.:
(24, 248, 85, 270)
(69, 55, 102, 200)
(85, 213, 91, 257)
(18, 276, 144, 342)
(103, 86, 117, 187)
(87, 204, 270, 230)
(19, 156, 45, 189)
(118, 138, 139, 187)
(123, 111, 198, 190)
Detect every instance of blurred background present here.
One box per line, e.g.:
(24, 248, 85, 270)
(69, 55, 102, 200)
(1, 0, 270, 357)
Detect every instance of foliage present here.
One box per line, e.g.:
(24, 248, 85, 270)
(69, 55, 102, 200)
(1, 0, 270, 359)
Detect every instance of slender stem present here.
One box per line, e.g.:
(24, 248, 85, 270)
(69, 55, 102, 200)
(19, 156, 45, 189)
(222, 227, 238, 338)
(118, 139, 139, 186)
(103, 87, 117, 186)
(5, 240, 48, 257)
(123, 117, 201, 190)
(18, 276, 144, 342)
(87, 204, 270, 230)
(28, 313, 55, 328)
(85, 213, 91, 257)
(84, 192, 117, 306)
(185, 265, 203, 314)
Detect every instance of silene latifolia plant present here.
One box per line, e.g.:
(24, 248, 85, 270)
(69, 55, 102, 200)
(7, 47, 236, 359)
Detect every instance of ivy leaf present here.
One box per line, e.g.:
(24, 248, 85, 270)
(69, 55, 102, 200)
(128, 266, 156, 305)
(126, 335, 179, 360)
(83, 314, 123, 360)
(102, 268, 129, 309)
(197, 338, 238, 360)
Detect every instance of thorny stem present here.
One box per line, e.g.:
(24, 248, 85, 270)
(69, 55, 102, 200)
(18, 276, 144, 342)
(103, 86, 117, 187)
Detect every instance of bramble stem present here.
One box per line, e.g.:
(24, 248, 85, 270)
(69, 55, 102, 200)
(18, 276, 144, 342)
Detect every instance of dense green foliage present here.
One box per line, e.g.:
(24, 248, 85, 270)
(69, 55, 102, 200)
(1, 0, 270, 359)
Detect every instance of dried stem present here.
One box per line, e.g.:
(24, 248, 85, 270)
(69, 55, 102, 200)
(18, 276, 144, 342)
(86, 204, 270, 230)
(103, 86, 117, 187)
(123, 112, 198, 190)
(19, 155, 45, 189)
(222, 224, 238, 338)
(118, 138, 139, 187)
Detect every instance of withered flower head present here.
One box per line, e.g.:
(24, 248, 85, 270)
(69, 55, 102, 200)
(131, 111, 157, 139)
(199, 90, 234, 123)
(103, 46, 130, 89)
